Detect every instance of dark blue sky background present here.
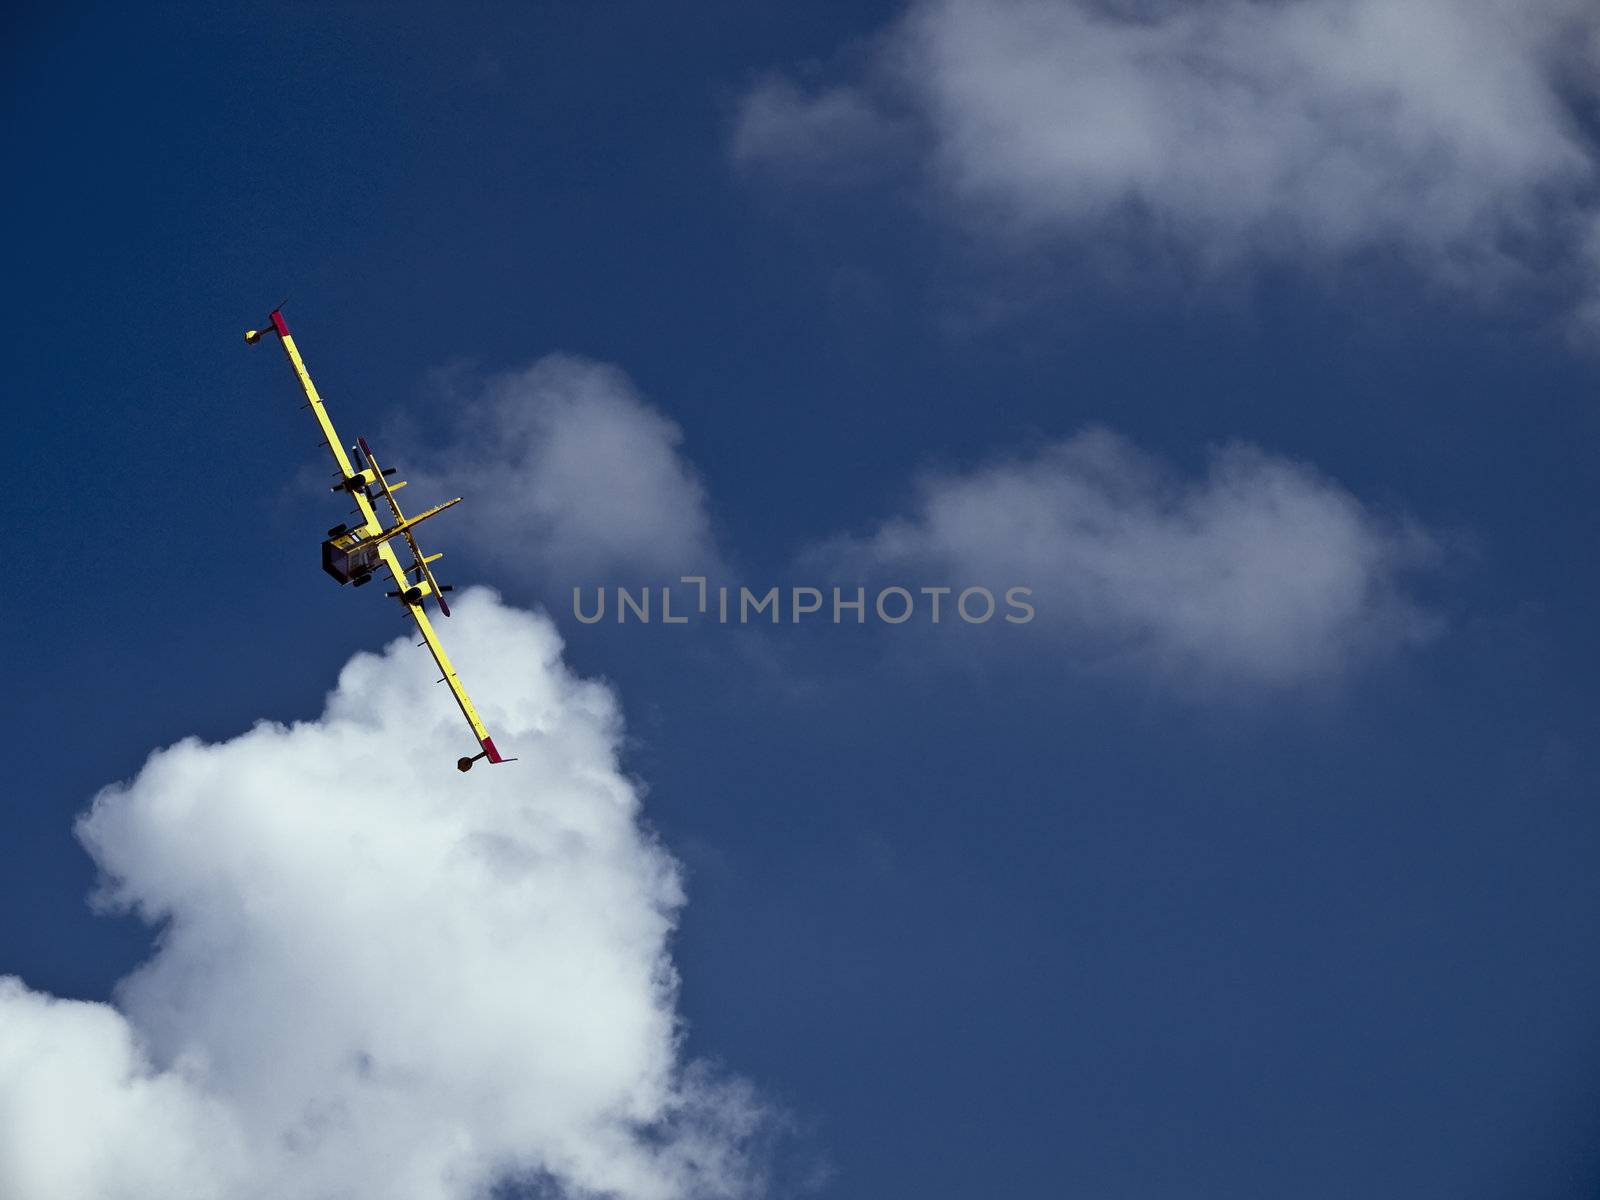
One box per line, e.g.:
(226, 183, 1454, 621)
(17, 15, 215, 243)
(7, 4, 1600, 1197)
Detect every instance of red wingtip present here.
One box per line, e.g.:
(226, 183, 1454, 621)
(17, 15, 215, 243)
(270, 310, 290, 338)
(480, 736, 505, 764)
(437, 594, 452, 618)
(357, 435, 374, 457)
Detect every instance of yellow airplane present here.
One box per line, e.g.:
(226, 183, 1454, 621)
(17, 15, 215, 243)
(246, 309, 510, 772)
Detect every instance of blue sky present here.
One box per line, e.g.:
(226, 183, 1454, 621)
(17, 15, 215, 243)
(7, 2, 1600, 1197)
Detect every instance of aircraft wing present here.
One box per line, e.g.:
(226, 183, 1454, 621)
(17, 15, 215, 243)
(249, 308, 508, 770)
(262, 310, 365, 486)
(389, 543, 508, 767)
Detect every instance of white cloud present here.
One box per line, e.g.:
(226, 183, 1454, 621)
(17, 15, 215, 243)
(0, 591, 765, 1200)
(393, 354, 1437, 690)
(419, 357, 724, 586)
(731, 77, 903, 182)
(826, 429, 1441, 686)
(737, 0, 1600, 309)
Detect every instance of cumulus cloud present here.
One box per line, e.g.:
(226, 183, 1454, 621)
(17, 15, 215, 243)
(0, 591, 765, 1200)
(824, 429, 1441, 686)
(736, 0, 1600, 311)
(418, 357, 724, 586)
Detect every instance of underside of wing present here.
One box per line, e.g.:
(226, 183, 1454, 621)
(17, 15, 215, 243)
(249, 307, 510, 770)
(400, 587, 507, 769)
